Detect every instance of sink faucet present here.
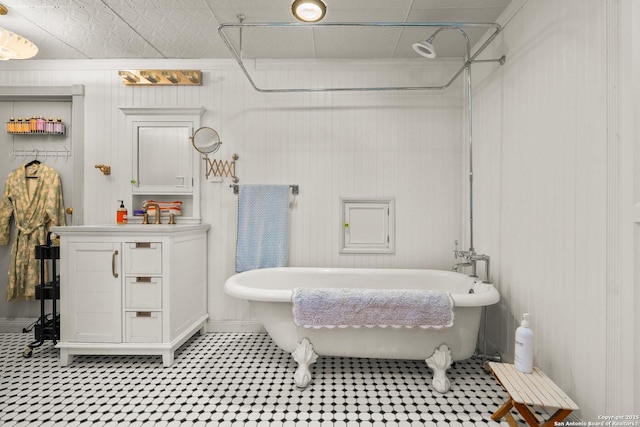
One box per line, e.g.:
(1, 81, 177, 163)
(142, 202, 162, 224)
(452, 240, 491, 283)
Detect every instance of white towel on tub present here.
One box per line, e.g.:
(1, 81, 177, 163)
(292, 288, 454, 329)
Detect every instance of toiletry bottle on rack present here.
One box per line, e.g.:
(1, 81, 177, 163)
(514, 313, 534, 373)
(117, 200, 128, 224)
(36, 116, 45, 132)
(55, 118, 64, 134)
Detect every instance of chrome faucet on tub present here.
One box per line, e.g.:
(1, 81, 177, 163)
(453, 240, 491, 283)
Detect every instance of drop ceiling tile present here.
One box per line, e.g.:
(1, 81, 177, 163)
(237, 27, 314, 59)
(314, 26, 403, 59)
(5, 0, 163, 58)
(326, 0, 413, 10)
(322, 9, 409, 23)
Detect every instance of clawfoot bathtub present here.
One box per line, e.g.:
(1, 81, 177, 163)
(224, 267, 500, 393)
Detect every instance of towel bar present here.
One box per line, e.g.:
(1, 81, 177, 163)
(230, 184, 299, 195)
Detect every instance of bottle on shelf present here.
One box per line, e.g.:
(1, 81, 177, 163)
(54, 118, 65, 134)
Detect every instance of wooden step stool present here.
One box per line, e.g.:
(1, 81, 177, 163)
(489, 362, 579, 427)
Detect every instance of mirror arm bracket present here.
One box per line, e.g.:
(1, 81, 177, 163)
(203, 153, 239, 182)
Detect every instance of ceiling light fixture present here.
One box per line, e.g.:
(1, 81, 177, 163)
(291, 0, 326, 22)
(0, 27, 38, 60)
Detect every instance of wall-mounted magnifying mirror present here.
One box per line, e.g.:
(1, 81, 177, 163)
(191, 126, 221, 157)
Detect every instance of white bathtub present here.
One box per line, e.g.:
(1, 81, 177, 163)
(224, 267, 500, 393)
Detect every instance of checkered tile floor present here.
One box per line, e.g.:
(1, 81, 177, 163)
(0, 332, 535, 426)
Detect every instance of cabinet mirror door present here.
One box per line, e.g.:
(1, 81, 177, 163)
(133, 121, 193, 193)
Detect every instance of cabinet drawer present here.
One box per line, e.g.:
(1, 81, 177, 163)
(124, 242, 162, 275)
(125, 277, 162, 309)
(124, 311, 162, 343)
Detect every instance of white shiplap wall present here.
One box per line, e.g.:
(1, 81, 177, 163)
(0, 58, 465, 329)
(472, 0, 637, 417)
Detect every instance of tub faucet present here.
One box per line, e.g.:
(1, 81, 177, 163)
(453, 240, 475, 274)
(452, 261, 473, 272)
(452, 240, 491, 283)
(142, 202, 162, 224)
(470, 252, 491, 284)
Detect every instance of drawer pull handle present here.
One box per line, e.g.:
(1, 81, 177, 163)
(136, 311, 152, 317)
(135, 242, 152, 248)
(136, 277, 152, 283)
(112, 250, 119, 278)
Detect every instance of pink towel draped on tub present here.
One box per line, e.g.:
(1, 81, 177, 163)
(292, 288, 454, 329)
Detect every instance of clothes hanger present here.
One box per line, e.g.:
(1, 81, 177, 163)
(26, 148, 41, 167)
(25, 155, 41, 179)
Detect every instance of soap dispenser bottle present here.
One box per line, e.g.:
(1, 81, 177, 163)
(514, 313, 534, 373)
(117, 200, 128, 224)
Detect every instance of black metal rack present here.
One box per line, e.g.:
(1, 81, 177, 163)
(22, 244, 60, 358)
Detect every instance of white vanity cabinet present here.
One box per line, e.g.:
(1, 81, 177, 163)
(53, 224, 209, 367)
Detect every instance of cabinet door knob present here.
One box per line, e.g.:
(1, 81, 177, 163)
(66, 207, 73, 215)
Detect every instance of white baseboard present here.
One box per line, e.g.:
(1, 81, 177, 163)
(2, 319, 265, 334)
(206, 320, 265, 333)
(0, 318, 37, 333)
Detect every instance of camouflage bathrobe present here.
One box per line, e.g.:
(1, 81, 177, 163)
(0, 163, 66, 301)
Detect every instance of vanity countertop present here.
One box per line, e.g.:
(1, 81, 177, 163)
(51, 223, 210, 235)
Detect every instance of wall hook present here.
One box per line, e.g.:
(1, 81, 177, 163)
(95, 164, 111, 175)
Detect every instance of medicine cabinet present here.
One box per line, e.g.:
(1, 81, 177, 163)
(134, 122, 191, 192)
(120, 107, 205, 224)
(340, 198, 395, 254)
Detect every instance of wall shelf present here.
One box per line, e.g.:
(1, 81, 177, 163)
(7, 131, 66, 136)
(6, 118, 66, 135)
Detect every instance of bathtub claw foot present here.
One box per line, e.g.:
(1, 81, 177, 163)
(292, 338, 318, 388)
(426, 344, 453, 393)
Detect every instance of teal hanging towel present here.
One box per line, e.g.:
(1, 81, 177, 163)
(236, 184, 289, 272)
